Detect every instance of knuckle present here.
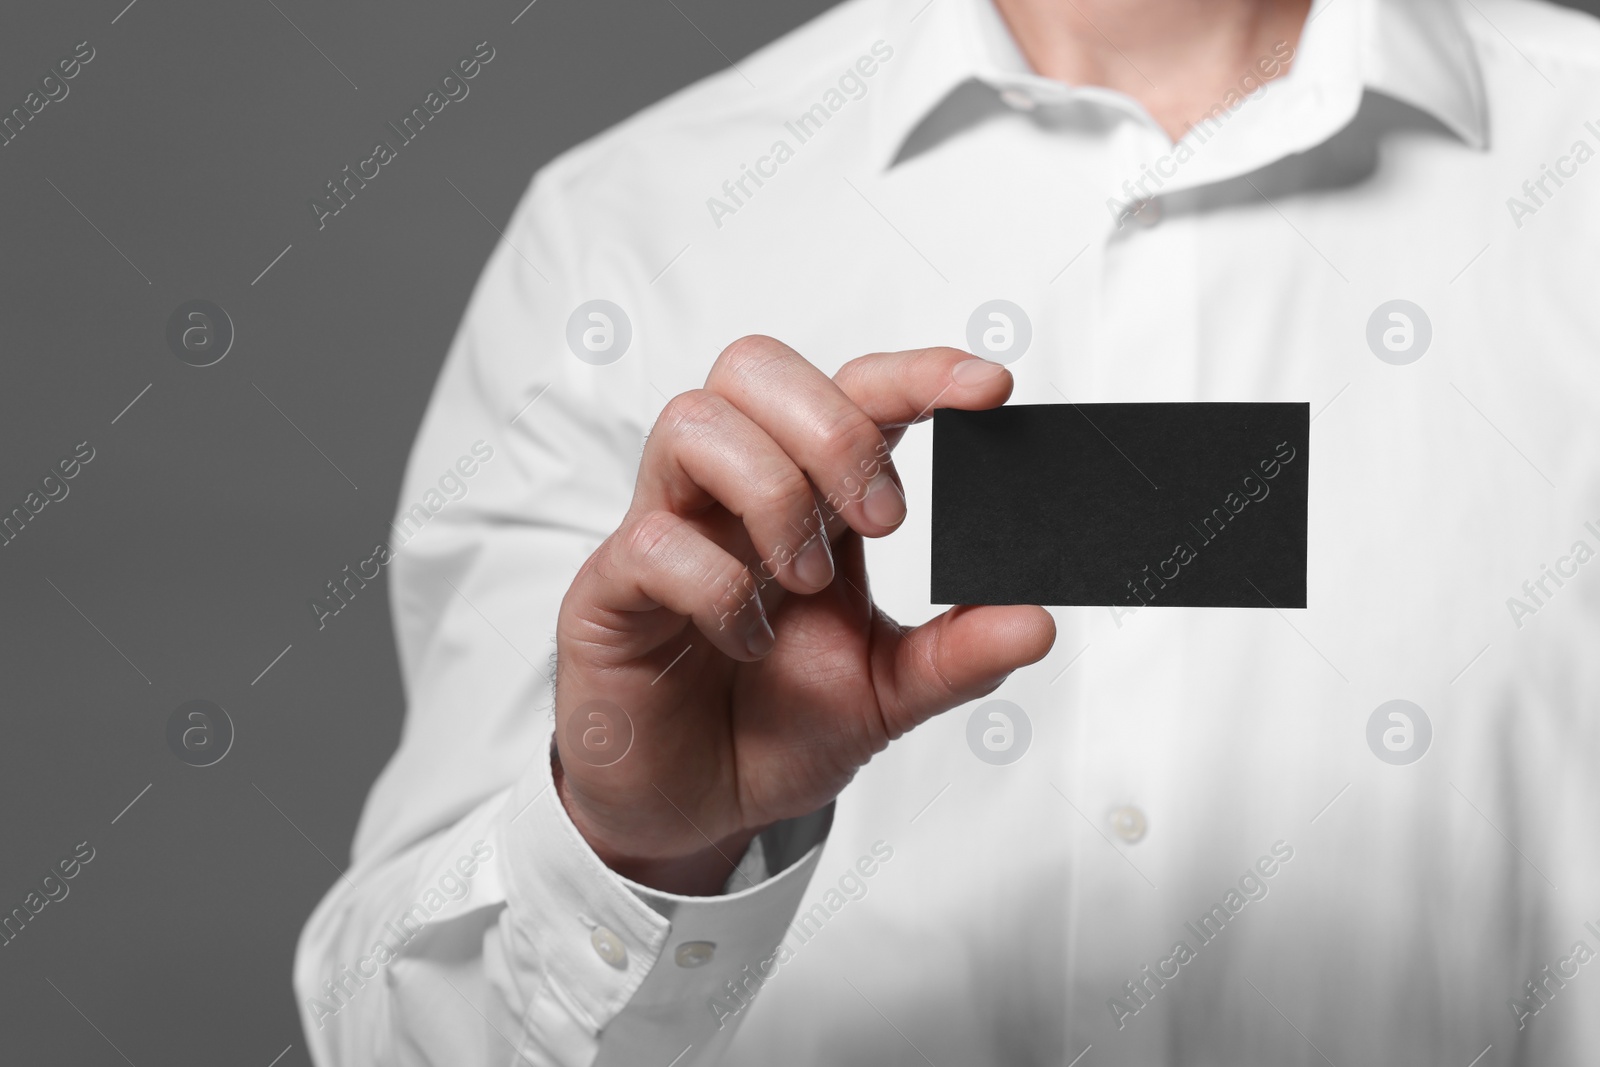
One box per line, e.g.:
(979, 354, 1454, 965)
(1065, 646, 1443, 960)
(656, 389, 725, 441)
(621, 509, 680, 564)
(812, 406, 883, 463)
(713, 334, 787, 383)
(753, 465, 814, 517)
(833, 352, 882, 388)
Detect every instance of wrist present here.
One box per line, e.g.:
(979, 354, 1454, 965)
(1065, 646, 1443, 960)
(553, 748, 760, 896)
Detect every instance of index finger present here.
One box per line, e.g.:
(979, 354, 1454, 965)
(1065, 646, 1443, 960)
(833, 346, 1014, 449)
(806, 347, 1013, 544)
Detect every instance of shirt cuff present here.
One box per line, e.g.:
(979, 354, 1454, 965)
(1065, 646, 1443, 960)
(496, 737, 831, 1063)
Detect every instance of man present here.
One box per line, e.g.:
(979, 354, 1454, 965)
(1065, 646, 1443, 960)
(296, 0, 1600, 1062)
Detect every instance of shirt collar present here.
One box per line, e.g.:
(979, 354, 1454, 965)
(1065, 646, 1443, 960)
(871, 0, 1488, 170)
(1362, 0, 1488, 149)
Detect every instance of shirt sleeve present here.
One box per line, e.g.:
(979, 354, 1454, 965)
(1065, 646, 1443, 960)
(292, 160, 831, 1067)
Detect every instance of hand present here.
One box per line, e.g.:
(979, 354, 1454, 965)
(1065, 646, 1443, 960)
(552, 337, 1056, 893)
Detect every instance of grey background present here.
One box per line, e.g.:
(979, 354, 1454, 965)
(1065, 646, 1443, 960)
(0, 0, 1594, 1063)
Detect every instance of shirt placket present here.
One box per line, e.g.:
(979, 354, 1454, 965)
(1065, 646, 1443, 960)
(1036, 105, 1200, 1065)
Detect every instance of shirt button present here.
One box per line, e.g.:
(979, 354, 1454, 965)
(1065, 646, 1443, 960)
(1108, 805, 1148, 843)
(1130, 197, 1162, 227)
(675, 941, 716, 968)
(590, 926, 628, 969)
(999, 87, 1038, 112)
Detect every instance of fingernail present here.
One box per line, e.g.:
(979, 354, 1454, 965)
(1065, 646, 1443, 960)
(863, 472, 906, 527)
(794, 536, 833, 589)
(951, 357, 1006, 385)
(746, 617, 775, 658)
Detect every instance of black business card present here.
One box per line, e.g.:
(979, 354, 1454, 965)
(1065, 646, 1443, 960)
(931, 403, 1308, 608)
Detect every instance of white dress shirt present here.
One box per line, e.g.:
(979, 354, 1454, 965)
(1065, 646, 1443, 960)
(295, 0, 1600, 1062)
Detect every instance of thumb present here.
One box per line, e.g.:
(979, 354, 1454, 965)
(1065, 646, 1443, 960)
(871, 603, 1056, 738)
